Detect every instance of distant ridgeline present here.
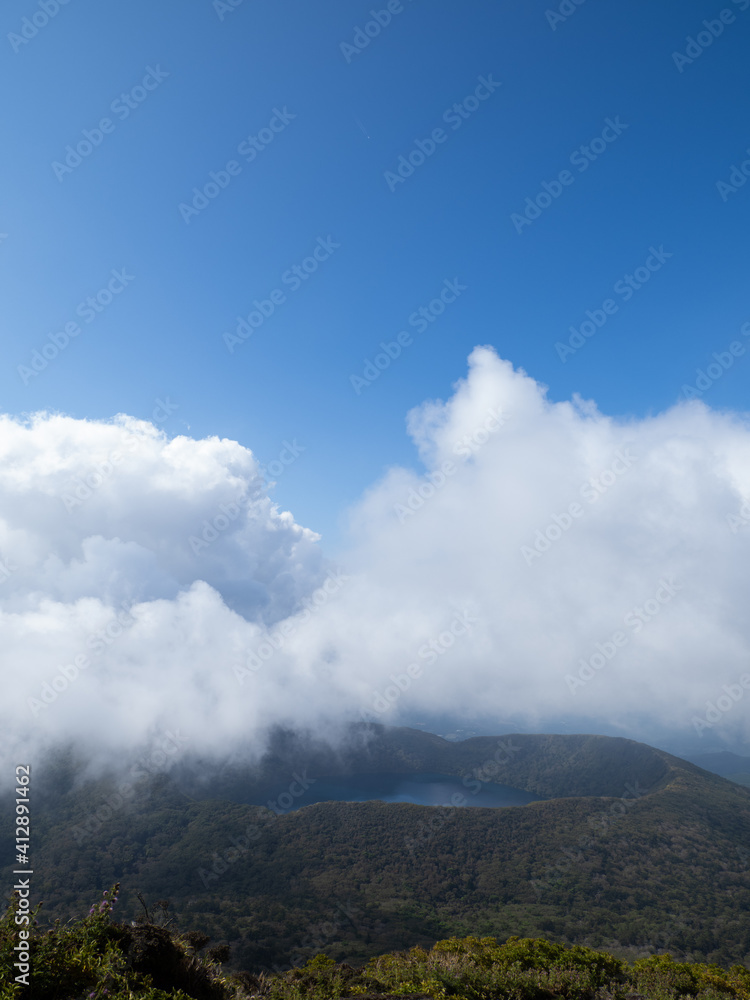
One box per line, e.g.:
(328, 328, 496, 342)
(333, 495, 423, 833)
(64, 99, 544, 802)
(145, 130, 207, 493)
(1, 726, 749, 974)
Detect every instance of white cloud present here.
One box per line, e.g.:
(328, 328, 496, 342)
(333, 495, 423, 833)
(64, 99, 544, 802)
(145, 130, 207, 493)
(2, 350, 750, 779)
(335, 349, 750, 742)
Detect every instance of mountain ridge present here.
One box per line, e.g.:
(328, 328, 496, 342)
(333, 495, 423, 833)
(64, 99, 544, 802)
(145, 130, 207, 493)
(170, 725, 724, 804)
(4, 729, 749, 972)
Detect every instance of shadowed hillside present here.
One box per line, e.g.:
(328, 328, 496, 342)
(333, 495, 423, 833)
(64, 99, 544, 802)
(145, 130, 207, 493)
(2, 729, 749, 973)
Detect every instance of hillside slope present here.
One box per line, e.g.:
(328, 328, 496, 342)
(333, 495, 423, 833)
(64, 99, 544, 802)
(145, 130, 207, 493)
(3, 729, 749, 973)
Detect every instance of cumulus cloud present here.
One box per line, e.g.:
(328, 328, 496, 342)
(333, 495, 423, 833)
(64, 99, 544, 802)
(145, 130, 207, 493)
(294, 347, 750, 747)
(0, 412, 328, 771)
(2, 348, 750, 779)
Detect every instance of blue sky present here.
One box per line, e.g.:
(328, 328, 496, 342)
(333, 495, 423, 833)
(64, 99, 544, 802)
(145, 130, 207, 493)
(3, 0, 749, 547)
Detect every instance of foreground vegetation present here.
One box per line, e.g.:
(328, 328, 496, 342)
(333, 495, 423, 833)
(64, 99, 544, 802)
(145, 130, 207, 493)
(2, 887, 750, 1000)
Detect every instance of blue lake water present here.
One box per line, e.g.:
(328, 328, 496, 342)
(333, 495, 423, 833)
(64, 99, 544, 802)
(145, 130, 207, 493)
(251, 772, 543, 810)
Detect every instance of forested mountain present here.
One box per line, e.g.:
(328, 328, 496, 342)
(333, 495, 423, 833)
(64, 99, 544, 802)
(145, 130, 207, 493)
(3, 728, 749, 973)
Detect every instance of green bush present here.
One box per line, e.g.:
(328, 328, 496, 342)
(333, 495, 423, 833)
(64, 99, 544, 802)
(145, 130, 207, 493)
(2, 889, 749, 1000)
(0, 884, 236, 1000)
